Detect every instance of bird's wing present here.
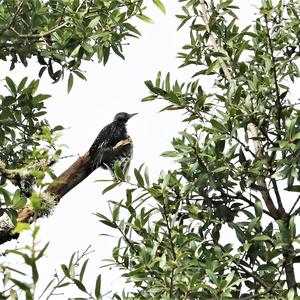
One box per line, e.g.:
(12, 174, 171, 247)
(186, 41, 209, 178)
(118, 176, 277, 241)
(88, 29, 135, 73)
(89, 123, 120, 170)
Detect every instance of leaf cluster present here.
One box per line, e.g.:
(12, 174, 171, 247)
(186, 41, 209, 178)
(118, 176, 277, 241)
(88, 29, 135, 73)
(0, 0, 146, 84)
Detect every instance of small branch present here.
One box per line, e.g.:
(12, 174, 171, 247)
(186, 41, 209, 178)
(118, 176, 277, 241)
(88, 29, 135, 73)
(271, 178, 284, 213)
(231, 135, 256, 158)
(10, 21, 69, 38)
(44, 245, 93, 300)
(233, 262, 272, 292)
(289, 195, 300, 215)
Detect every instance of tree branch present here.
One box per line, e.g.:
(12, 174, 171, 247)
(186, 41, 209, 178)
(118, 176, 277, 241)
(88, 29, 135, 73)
(0, 138, 133, 245)
(247, 123, 279, 219)
(199, 0, 233, 84)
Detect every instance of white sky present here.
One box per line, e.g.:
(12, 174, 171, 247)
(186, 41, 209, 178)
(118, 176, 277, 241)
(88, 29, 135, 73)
(3, 1, 299, 299)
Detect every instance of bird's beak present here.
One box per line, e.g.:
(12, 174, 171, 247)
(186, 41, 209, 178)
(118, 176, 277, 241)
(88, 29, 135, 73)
(129, 113, 138, 119)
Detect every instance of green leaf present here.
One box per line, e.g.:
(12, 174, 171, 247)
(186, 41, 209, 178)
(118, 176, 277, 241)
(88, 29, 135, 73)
(212, 166, 227, 173)
(152, 0, 166, 14)
(220, 0, 234, 8)
(67, 73, 74, 93)
(102, 182, 119, 194)
(103, 46, 110, 65)
(55, 282, 71, 288)
(144, 166, 150, 186)
(211, 119, 227, 132)
(30, 193, 41, 209)
(73, 278, 87, 292)
(292, 132, 300, 141)
(12, 222, 31, 234)
(112, 45, 125, 60)
(251, 235, 271, 241)
(13, 190, 27, 209)
(79, 259, 89, 282)
(95, 274, 102, 299)
(5, 76, 17, 94)
(36, 242, 49, 260)
(10, 278, 31, 292)
(61, 264, 70, 278)
(161, 150, 178, 157)
(32, 261, 39, 283)
(112, 203, 120, 222)
(165, 72, 170, 92)
(285, 185, 300, 193)
(137, 14, 154, 24)
(254, 199, 263, 218)
(114, 161, 125, 180)
(17, 77, 28, 92)
(134, 168, 144, 186)
(206, 60, 219, 74)
(82, 43, 94, 54)
(73, 70, 87, 81)
(289, 216, 296, 240)
(88, 16, 101, 29)
(123, 22, 141, 35)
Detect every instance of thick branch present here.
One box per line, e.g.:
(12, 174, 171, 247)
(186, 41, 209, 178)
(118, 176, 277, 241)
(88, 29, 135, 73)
(0, 138, 132, 244)
(247, 123, 279, 219)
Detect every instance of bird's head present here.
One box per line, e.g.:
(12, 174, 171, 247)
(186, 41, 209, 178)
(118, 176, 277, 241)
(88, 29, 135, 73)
(113, 112, 138, 123)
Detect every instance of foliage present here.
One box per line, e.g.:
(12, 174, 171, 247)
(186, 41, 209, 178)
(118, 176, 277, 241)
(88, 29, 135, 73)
(0, 227, 102, 299)
(0, 0, 160, 298)
(0, 75, 62, 227)
(0, 0, 148, 84)
(96, 0, 300, 299)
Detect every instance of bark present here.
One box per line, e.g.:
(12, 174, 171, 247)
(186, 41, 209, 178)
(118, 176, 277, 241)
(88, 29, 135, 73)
(0, 138, 132, 244)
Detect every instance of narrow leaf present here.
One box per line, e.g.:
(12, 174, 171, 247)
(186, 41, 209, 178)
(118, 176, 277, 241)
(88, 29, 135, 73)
(152, 0, 166, 14)
(95, 274, 102, 298)
(67, 73, 74, 93)
(79, 259, 89, 282)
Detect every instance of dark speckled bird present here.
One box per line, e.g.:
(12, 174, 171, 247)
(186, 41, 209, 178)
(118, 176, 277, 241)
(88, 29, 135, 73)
(89, 112, 137, 174)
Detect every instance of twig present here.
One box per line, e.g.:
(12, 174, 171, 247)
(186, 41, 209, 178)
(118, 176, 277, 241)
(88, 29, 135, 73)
(44, 245, 93, 300)
(11, 21, 69, 38)
(289, 195, 300, 216)
(231, 135, 256, 158)
(271, 178, 284, 212)
(232, 262, 272, 292)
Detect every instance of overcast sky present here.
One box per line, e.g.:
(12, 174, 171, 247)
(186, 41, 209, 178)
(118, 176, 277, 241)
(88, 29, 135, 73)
(3, 1, 297, 299)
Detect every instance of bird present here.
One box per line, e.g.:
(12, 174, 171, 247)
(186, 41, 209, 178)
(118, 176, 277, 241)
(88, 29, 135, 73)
(89, 112, 137, 176)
